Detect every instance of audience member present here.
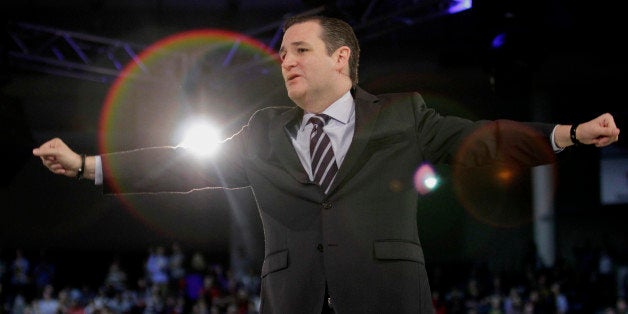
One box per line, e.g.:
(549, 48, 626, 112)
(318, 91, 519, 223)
(169, 242, 187, 290)
(103, 257, 128, 294)
(551, 282, 569, 314)
(32, 250, 56, 296)
(33, 284, 60, 314)
(9, 249, 30, 299)
(183, 251, 208, 313)
(145, 246, 170, 296)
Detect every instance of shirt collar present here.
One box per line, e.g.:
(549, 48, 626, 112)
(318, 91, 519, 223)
(300, 91, 354, 130)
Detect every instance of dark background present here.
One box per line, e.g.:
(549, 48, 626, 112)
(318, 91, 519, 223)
(1, 0, 627, 288)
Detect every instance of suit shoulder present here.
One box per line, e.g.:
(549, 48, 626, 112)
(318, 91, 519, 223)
(249, 106, 296, 120)
(254, 105, 295, 113)
(354, 87, 424, 107)
(375, 91, 424, 102)
(227, 106, 296, 142)
(243, 106, 299, 131)
(370, 91, 427, 112)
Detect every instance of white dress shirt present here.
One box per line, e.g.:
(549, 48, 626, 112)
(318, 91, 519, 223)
(291, 91, 355, 181)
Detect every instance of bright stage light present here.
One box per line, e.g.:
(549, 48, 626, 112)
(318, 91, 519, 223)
(177, 120, 221, 156)
(414, 163, 439, 195)
(424, 176, 438, 190)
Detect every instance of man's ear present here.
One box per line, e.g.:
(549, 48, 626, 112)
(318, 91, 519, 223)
(334, 46, 351, 70)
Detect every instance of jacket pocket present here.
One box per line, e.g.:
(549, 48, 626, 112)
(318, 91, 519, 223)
(373, 240, 425, 264)
(261, 249, 288, 278)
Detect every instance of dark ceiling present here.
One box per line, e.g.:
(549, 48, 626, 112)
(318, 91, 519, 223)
(3, 0, 626, 116)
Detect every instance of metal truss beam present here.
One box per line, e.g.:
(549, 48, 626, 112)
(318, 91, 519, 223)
(6, 22, 147, 83)
(4, 0, 470, 83)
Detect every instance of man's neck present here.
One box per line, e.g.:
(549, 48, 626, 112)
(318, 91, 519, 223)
(295, 82, 352, 114)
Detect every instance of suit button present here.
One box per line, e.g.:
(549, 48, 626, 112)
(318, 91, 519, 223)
(317, 244, 324, 252)
(322, 202, 332, 210)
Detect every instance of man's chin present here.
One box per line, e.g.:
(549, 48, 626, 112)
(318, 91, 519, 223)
(286, 88, 305, 102)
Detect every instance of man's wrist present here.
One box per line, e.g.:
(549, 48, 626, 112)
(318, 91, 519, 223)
(570, 124, 582, 146)
(76, 154, 86, 180)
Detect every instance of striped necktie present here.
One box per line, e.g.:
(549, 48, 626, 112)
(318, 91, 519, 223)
(309, 114, 338, 194)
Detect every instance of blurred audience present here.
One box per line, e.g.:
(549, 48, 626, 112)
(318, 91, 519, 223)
(0, 240, 625, 314)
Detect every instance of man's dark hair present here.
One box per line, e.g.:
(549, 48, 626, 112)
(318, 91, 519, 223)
(283, 15, 360, 86)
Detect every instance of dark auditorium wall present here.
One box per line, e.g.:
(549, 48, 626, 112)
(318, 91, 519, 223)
(1, 0, 626, 275)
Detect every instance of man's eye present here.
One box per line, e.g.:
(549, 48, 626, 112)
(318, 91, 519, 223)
(297, 48, 308, 53)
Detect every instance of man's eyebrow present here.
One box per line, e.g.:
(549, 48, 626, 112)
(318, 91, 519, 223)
(279, 41, 307, 53)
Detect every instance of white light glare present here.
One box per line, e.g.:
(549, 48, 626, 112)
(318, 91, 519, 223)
(424, 176, 438, 189)
(414, 163, 439, 195)
(178, 121, 221, 156)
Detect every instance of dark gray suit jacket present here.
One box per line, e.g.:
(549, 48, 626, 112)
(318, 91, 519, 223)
(102, 87, 556, 313)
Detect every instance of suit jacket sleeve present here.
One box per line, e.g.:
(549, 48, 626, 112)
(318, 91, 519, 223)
(405, 92, 556, 167)
(101, 124, 251, 194)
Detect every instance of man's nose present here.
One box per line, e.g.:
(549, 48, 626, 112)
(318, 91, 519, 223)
(281, 54, 295, 69)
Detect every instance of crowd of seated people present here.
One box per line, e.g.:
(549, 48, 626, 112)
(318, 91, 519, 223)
(0, 241, 626, 314)
(0, 244, 260, 314)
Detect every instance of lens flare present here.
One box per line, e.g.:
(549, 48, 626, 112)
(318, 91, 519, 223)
(451, 120, 557, 228)
(414, 163, 439, 195)
(97, 29, 280, 240)
(178, 120, 221, 156)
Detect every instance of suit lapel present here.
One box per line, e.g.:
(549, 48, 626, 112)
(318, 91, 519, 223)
(269, 106, 310, 184)
(268, 88, 382, 193)
(329, 87, 381, 193)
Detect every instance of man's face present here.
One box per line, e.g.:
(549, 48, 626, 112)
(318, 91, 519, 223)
(279, 21, 337, 105)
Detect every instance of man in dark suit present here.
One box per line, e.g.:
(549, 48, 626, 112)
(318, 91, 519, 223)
(33, 15, 620, 313)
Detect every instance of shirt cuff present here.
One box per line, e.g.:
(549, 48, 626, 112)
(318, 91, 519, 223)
(95, 155, 103, 185)
(550, 125, 564, 153)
